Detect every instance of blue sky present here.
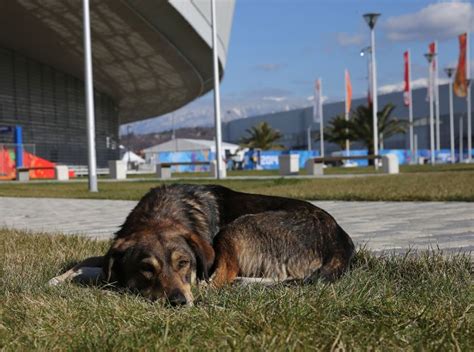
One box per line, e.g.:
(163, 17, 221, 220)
(124, 0, 474, 134)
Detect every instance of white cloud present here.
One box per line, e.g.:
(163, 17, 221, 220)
(306, 95, 329, 103)
(378, 78, 450, 94)
(262, 96, 287, 102)
(335, 32, 364, 46)
(384, 1, 474, 42)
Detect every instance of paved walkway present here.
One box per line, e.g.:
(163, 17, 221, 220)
(0, 197, 472, 255)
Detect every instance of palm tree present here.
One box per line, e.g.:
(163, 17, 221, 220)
(240, 121, 283, 150)
(347, 103, 408, 164)
(322, 114, 354, 150)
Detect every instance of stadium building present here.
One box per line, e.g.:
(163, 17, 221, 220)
(0, 0, 235, 168)
(223, 83, 474, 154)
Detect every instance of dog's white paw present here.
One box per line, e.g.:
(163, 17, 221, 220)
(47, 277, 62, 286)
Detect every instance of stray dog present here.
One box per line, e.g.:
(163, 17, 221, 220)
(210, 209, 354, 287)
(49, 184, 354, 306)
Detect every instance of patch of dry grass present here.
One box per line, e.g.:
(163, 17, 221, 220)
(0, 229, 472, 350)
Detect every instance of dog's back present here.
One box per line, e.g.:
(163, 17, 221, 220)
(211, 209, 355, 286)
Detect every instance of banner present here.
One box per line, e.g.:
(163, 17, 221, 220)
(403, 51, 410, 106)
(313, 79, 321, 123)
(454, 33, 468, 97)
(345, 69, 352, 114)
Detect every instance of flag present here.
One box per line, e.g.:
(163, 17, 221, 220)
(403, 51, 410, 106)
(454, 33, 468, 97)
(313, 79, 322, 123)
(345, 69, 352, 114)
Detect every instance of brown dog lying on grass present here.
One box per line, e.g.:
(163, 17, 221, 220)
(49, 184, 354, 306)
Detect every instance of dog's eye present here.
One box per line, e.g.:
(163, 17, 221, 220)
(140, 269, 154, 280)
(178, 260, 190, 269)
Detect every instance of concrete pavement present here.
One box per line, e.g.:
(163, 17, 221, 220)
(0, 197, 472, 255)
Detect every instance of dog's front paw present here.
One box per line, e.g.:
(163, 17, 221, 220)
(47, 276, 63, 286)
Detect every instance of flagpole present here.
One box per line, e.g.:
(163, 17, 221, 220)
(460, 116, 464, 162)
(467, 31, 472, 162)
(444, 68, 456, 163)
(319, 78, 325, 157)
(434, 41, 441, 151)
(307, 127, 311, 151)
(408, 49, 414, 161)
(425, 52, 436, 165)
(344, 70, 350, 156)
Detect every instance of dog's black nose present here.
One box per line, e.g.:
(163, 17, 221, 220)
(168, 289, 187, 306)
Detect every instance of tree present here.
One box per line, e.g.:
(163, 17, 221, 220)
(239, 121, 283, 150)
(347, 103, 408, 164)
(322, 114, 354, 150)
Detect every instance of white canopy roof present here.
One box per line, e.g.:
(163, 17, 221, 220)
(143, 138, 240, 153)
(121, 151, 145, 164)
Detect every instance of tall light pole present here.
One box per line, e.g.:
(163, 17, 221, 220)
(363, 13, 380, 168)
(83, 0, 98, 192)
(444, 67, 456, 163)
(211, 0, 225, 178)
(425, 52, 436, 165)
(467, 32, 471, 162)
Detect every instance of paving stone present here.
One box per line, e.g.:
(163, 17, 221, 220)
(0, 197, 472, 255)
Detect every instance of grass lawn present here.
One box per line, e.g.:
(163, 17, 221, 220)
(0, 169, 473, 201)
(0, 228, 472, 350)
(125, 162, 474, 178)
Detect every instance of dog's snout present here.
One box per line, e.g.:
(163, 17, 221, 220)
(168, 289, 187, 306)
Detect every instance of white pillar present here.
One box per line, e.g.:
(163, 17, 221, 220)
(211, 0, 225, 179)
(370, 27, 379, 167)
(83, 0, 98, 192)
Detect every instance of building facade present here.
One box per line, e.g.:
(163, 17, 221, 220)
(224, 84, 474, 153)
(0, 0, 235, 167)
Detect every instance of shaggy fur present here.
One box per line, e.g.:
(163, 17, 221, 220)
(48, 184, 355, 306)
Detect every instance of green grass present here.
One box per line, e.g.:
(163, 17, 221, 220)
(0, 170, 473, 201)
(0, 228, 472, 350)
(125, 163, 474, 178)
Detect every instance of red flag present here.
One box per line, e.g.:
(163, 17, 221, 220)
(345, 69, 352, 113)
(403, 51, 410, 106)
(454, 33, 468, 97)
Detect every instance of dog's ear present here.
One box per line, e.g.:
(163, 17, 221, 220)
(186, 233, 215, 281)
(103, 239, 129, 283)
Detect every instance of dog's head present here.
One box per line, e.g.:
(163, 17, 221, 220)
(103, 226, 214, 306)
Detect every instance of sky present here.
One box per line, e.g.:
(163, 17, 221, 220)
(122, 0, 474, 135)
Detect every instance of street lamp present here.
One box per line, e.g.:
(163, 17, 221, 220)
(444, 67, 456, 163)
(363, 13, 380, 169)
(425, 52, 436, 165)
